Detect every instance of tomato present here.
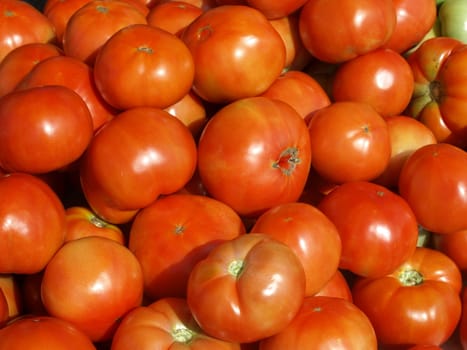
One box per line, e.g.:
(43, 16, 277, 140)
(250, 201, 341, 296)
(62, 0, 147, 65)
(0, 173, 65, 274)
(314, 269, 353, 302)
(187, 233, 306, 343)
(307, 101, 391, 184)
(259, 70, 330, 120)
(381, 0, 437, 54)
(93, 23, 195, 110)
(0, 316, 96, 349)
(318, 181, 419, 278)
(64, 206, 125, 244)
(15, 55, 116, 132)
(41, 236, 144, 342)
(258, 296, 378, 349)
(0, 0, 56, 62)
(0, 42, 62, 98)
(146, 1, 203, 36)
(80, 107, 197, 224)
(332, 48, 414, 117)
(298, 0, 396, 63)
(245, 0, 308, 19)
(128, 193, 246, 300)
(180, 5, 286, 103)
(438, 0, 467, 43)
(111, 297, 241, 349)
(197, 96, 312, 217)
(398, 143, 467, 235)
(0, 85, 94, 174)
(352, 247, 462, 346)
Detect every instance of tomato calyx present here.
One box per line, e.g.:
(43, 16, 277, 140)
(272, 147, 301, 176)
(429, 80, 443, 103)
(171, 324, 197, 344)
(137, 46, 154, 54)
(398, 268, 424, 287)
(90, 215, 108, 228)
(228, 259, 244, 278)
(96, 5, 109, 14)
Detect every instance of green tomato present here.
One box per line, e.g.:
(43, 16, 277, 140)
(439, 0, 467, 43)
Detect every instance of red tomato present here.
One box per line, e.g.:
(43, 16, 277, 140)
(298, 0, 396, 63)
(62, 0, 148, 65)
(318, 181, 419, 278)
(250, 201, 341, 296)
(0, 173, 65, 274)
(146, 1, 203, 35)
(93, 23, 195, 110)
(381, 0, 437, 54)
(0, 316, 96, 350)
(332, 48, 414, 117)
(197, 96, 312, 217)
(307, 101, 391, 184)
(314, 269, 353, 302)
(41, 236, 144, 342)
(0, 0, 56, 62)
(0, 85, 94, 174)
(259, 296, 378, 349)
(432, 228, 467, 279)
(111, 297, 241, 349)
(352, 247, 462, 346)
(80, 107, 197, 224)
(180, 5, 286, 103)
(398, 143, 467, 235)
(260, 70, 330, 120)
(187, 233, 306, 343)
(0, 42, 62, 98)
(15, 55, 116, 132)
(128, 193, 246, 300)
(245, 0, 308, 19)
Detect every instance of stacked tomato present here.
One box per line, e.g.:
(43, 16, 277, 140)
(1, 0, 467, 349)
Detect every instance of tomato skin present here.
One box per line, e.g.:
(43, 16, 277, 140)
(80, 107, 197, 224)
(41, 236, 144, 342)
(146, 1, 203, 36)
(0, 316, 96, 350)
(307, 101, 391, 184)
(318, 181, 419, 278)
(0, 173, 66, 274)
(128, 193, 246, 300)
(187, 233, 306, 343)
(259, 296, 378, 349)
(180, 5, 286, 103)
(111, 297, 241, 350)
(245, 0, 308, 19)
(0, 85, 94, 174)
(352, 247, 462, 346)
(398, 143, 467, 235)
(314, 269, 353, 302)
(298, 0, 396, 63)
(197, 96, 312, 217)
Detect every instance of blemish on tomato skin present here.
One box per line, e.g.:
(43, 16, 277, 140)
(196, 25, 213, 42)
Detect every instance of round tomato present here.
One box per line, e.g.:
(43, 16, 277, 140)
(146, 1, 203, 36)
(352, 247, 462, 346)
(245, 0, 308, 19)
(314, 269, 353, 302)
(398, 142, 467, 235)
(298, 0, 396, 63)
(318, 181, 419, 278)
(197, 96, 311, 217)
(180, 5, 286, 103)
(41, 236, 144, 342)
(307, 101, 391, 184)
(187, 233, 306, 343)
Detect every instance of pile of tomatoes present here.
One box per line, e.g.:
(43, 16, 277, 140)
(1, 0, 467, 348)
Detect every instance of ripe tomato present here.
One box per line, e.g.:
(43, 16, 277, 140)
(0, 173, 66, 274)
(314, 269, 353, 302)
(398, 143, 467, 235)
(245, 0, 308, 19)
(187, 233, 306, 343)
(332, 48, 414, 117)
(318, 181, 419, 278)
(250, 201, 341, 296)
(0, 316, 96, 350)
(80, 107, 197, 224)
(94, 23, 195, 110)
(128, 193, 246, 300)
(352, 247, 462, 346)
(41, 236, 144, 342)
(0, 0, 56, 61)
(432, 228, 467, 279)
(0, 85, 94, 174)
(259, 296, 378, 349)
(197, 96, 312, 217)
(180, 5, 286, 103)
(298, 0, 396, 63)
(307, 101, 391, 184)
(146, 1, 203, 36)
(111, 297, 242, 349)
